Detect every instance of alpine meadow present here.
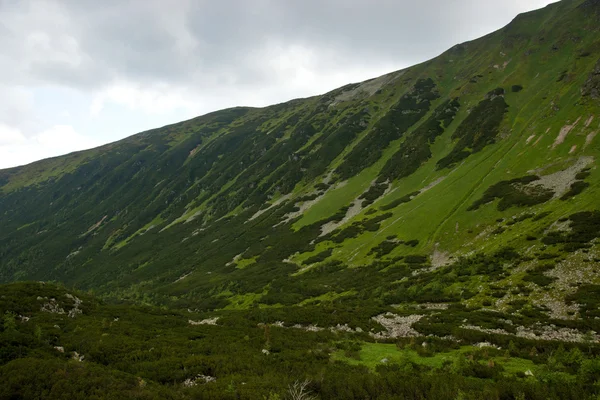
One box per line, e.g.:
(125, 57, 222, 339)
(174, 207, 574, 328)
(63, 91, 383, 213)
(3, 0, 600, 398)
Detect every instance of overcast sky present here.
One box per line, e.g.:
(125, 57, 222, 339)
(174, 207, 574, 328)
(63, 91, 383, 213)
(0, 0, 556, 169)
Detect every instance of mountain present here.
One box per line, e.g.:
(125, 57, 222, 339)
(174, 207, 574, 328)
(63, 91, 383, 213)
(2, 1, 600, 398)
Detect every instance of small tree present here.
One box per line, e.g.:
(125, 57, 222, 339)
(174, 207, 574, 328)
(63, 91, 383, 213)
(288, 380, 316, 400)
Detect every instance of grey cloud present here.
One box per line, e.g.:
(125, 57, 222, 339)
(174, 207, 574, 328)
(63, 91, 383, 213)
(0, 0, 554, 92)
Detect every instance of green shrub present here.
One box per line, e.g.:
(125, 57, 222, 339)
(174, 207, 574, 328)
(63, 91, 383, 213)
(468, 175, 553, 211)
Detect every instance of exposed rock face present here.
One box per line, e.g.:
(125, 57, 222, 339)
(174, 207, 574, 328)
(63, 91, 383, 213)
(40, 294, 83, 318)
(182, 375, 216, 387)
(582, 58, 600, 99)
(188, 317, 219, 325)
(462, 323, 599, 343)
(370, 313, 423, 339)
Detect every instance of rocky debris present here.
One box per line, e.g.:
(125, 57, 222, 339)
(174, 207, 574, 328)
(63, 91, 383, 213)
(65, 293, 83, 318)
(260, 321, 362, 333)
(330, 324, 363, 333)
(475, 342, 501, 350)
(552, 117, 581, 148)
(72, 351, 85, 362)
(276, 192, 325, 227)
(526, 134, 536, 144)
(535, 294, 579, 320)
(247, 194, 291, 222)
(415, 303, 450, 310)
(585, 115, 595, 128)
(320, 198, 363, 237)
(585, 131, 597, 148)
(370, 313, 424, 339)
(81, 215, 107, 237)
(182, 375, 216, 387)
(462, 323, 599, 343)
(581, 57, 600, 99)
(41, 299, 65, 315)
(292, 324, 324, 332)
(422, 176, 446, 193)
(225, 253, 243, 267)
(527, 156, 594, 198)
(278, 180, 348, 228)
(569, 145, 578, 154)
(188, 317, 219, 326)
(431, 246, 452, 268)
(66, 250, 80, 259)
(174, 272, 192, 283)
(330, 70, 404, 106)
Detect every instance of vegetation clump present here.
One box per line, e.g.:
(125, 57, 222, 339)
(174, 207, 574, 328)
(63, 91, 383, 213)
(542, 211, 600, 252)
(380, 191, 420, 211)
(468, 175, 554, 211)
(523, 264, 557, 287)
(437, 89, 508, 169)
(359, 182, 389, 206)
(336, 78, 439, 180)
(561, 169, 591, 201)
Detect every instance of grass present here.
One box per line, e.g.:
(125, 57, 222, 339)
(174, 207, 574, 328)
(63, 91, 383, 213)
(332, 342, 539, 376)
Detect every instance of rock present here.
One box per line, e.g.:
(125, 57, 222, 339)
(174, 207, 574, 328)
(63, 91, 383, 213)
(582, 58, 600, 99)
(380, 358, 388, 364)
(183, 374, 216, 387)
(262, 349, 270, 355)
(41, 299, 65, 315)
(188, 317, 219, 326)
(54, 346, 64, 353)
(72, 351, 84, 362)
(370, 313, 424, 339)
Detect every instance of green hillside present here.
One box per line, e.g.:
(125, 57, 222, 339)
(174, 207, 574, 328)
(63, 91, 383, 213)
(2, 0, 600, 398)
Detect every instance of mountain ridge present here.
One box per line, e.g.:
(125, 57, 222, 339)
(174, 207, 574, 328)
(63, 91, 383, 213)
(1, 0, 599, 316)
(2, 1, 600, 398)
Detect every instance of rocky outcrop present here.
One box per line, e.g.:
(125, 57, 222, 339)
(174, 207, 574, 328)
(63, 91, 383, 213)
(188, 317, 219, 326)
(582, 58, 600, 99)
(370, 313, 423, 339)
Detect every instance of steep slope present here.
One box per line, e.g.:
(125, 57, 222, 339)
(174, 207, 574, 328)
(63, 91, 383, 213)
(1, 0, 600, 335)
(2, 282, 598, 399)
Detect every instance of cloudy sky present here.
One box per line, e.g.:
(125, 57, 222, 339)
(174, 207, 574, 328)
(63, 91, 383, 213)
(0, 0, 555, 169)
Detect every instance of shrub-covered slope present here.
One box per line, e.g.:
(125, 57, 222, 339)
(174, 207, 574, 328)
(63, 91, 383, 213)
(1, 0, 600, 333)
(2, 282, 600, 399)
